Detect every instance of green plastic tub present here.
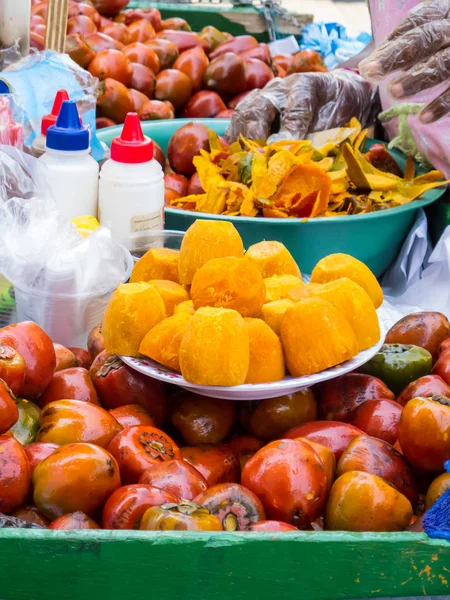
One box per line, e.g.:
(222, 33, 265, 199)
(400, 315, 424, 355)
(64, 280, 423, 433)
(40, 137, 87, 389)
(97, 119, 447, 277)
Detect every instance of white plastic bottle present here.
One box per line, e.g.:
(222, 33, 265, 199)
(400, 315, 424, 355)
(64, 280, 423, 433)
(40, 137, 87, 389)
(98, 112, 164, 252)
(39, 100, 99, 222)
(32, 89, 69, 157)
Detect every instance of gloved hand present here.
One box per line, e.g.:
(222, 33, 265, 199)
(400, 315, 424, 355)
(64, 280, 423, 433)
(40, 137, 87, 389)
(225, 69, 375, 142)
(359, 0, 450, 123)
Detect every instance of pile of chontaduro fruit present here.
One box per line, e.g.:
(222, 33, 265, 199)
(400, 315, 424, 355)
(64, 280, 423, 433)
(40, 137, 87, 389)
(1, 304, 450, 532)
(30, 0, 327, 126)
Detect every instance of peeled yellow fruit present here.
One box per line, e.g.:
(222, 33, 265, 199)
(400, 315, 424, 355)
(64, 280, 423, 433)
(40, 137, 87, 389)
(244, 318, 285, 384)
(280, 298, 359, 377)
(139, 313, 192, 372)
(261, 299, 294, 336)
(103, 283, 166, 356)
(149, 280, 189, 316)
(287, 284, 322, 303)
(311, 253, 383, 308)
(246, 241, 301, 278)
(191, 257, 266, 318)
(178, 220, 244, 285)
(130, 248, 180, 284)
(264, 275, 303, 303)
(310, 278, 380, 352)
(179, 307, 249, 386)
(174, 300, 195, 316)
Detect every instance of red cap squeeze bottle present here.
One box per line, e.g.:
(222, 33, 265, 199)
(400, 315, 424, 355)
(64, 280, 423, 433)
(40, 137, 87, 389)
(41, 89, 69, 135)
(99, 112, 164, 251)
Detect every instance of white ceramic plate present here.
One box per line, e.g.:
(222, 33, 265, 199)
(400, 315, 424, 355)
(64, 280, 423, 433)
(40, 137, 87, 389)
(122, 323, 385, 400)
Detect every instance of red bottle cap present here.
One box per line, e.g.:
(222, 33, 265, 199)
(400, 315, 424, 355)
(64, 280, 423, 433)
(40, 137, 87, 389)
(41, 90, 69, 135)
(110, 113, 154, 164)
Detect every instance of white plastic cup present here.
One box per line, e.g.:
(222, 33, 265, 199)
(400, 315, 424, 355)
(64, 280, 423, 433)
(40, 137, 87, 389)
(13, 247, 133, 348)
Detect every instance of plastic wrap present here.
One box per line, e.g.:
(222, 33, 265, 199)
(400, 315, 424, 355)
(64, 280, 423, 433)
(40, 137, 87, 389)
(0, 145, 132, 346)
(0, 51, 104, 161)
(299, 23, 371, 70)
(0, 95, 24, 149)
(226, 69, 376, 142)
(0, 42, 23, 70)
(359, 0, 450, 125)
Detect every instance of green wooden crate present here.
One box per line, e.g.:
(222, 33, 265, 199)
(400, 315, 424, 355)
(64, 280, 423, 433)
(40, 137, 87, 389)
(1, 529, 450, 600)
(127, 1, 312, 41)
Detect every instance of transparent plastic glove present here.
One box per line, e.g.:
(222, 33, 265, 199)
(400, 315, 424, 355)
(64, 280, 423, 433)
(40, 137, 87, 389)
(359, 0, 450, 123)
(225, 70, 375, 142)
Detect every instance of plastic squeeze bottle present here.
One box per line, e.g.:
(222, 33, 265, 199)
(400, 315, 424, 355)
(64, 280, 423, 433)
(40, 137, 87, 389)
(32, 89, 69, 157)
(39, 100, 99, 222)
(98, 112, 164, 252)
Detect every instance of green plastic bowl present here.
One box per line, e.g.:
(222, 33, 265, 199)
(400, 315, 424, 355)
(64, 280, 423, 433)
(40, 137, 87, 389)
(98, 119, 447, 277)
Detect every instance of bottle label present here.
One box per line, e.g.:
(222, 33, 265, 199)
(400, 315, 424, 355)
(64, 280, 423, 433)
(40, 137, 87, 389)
(131, 210, 163, 233)
(130, 209, 164, 252)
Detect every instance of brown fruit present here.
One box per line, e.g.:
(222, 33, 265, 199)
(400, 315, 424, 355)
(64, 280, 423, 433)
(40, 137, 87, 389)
(96, 117, 117, 129)
(204, 52, 247, 96)
(215, 109, 234, 118)
(155, 69, 192, 110)
(130, 63, 156, 97)
(128, 19, 156, 43)
(101, 22, 132, 45)
(157, 30, 209, 54)
(138, 100, 174, 121)
(386, 311, 450, 361)
(337, 435, 418, 505)
(170, 392, 236, 445)
(188, 172, 204, 195)
(239, 390, 318, 441)
(88, 49, 133, 85)
(168, 122, 209, 177)
(182, 90, 226, 119)
(97, 78, 134, 123)
(209, 35, 258, 60)
(173, 47, 209, 93)
(91, 0, 129, 18)
(129, 89, 149, 113)
(68, 2, 101, 28)
(162, 18, 191, 32)
(67, 15, 98, 36)
(153, 141, 166, 168)
(85, 32, 124, 53)
(65, 34, 96, 69)
(145, 39, 179, 70)
(244, 58, 274, 91)
(123, 42, 160, 72)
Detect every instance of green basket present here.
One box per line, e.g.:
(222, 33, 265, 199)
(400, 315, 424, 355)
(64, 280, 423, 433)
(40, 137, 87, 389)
(126, 1, 312, 41)
(97, 119, 447, 277)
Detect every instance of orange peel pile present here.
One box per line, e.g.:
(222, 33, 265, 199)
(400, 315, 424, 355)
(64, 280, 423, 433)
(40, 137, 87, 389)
(170, 118, 449, 219)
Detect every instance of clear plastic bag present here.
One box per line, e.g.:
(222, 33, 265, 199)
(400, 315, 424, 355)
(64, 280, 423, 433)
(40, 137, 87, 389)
(0, 145, 132, 346)
(0, 51, 104, 161)
(0, 94, 24, 149)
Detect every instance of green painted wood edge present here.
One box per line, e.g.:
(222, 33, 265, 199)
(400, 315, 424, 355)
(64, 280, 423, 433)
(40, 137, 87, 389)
(127, 2, 268, 39)
(1, 530, 450, 600)
(126, 2, 312, 40)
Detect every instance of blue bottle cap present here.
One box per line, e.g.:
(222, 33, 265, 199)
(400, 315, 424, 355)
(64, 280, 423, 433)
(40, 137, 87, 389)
(46, 100, 89, 152)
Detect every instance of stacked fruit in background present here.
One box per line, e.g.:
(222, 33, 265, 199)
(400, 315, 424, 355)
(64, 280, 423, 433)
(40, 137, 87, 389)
(2, 304, 450, 532)
(29, 0, 327, 127)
